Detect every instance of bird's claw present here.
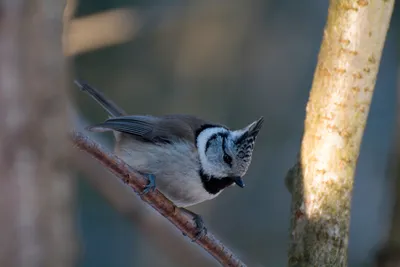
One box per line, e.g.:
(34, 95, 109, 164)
(179, 208, 207, 242)
(192, 214, 207, 241)
(139, 174, 156, 195)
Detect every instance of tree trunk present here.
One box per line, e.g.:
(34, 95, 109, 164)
(0, 1, 76, 267)
(287, 0, 394, 266)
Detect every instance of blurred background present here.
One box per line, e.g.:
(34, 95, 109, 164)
(69, 1, 400, 266)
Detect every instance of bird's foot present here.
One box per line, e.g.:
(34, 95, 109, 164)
(139, 173, 156, 195)
(180, 208, 207, 241)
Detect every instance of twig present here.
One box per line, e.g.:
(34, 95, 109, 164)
(74, 148, 218, 267)
(71, 131, 246, 267)
(71, 112, 217, 266)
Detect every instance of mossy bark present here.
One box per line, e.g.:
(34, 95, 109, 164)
(288, 0, 394, 266)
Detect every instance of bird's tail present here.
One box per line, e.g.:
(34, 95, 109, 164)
(74, 79, 126, 118)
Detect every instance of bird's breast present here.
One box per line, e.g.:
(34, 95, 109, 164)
(116, 138, 220, 207)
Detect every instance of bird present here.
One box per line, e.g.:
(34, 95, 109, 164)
(75, 80, 263, 240)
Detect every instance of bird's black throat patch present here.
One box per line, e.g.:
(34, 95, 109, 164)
(199, 169, 235, 195)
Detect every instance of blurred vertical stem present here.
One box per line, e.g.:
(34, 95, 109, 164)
(0, 1, 76, 267)
(287, 0, 394, 266)
(375, 71, 400, 267)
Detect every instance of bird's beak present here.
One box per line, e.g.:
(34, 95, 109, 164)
(232, 176, 245, 188)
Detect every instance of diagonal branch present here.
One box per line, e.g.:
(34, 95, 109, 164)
(72, 113, 217, 266)
(71, 131, 246, 267)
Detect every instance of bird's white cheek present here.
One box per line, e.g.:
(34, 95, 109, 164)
(196, 126, 229, 177)
(201, 159, 226, 177)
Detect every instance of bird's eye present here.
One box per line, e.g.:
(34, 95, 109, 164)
(223, 154, 232, 165)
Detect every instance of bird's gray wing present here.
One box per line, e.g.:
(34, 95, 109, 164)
(87, 114, 224, 144)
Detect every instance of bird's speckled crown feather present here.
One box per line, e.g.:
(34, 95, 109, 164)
(235, 117, 264, 162)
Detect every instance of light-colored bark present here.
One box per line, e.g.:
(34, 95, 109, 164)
(0, 1, 76, 267)
(287, 0, 394, 266)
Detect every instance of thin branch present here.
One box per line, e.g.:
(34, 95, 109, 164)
(71, 131, 246, 267)
(72, 113, 217, 266)
(74, 149, 218, 267)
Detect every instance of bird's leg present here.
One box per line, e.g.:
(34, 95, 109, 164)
(139, 173, 156, 195)
(179, 207, 207, 241)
